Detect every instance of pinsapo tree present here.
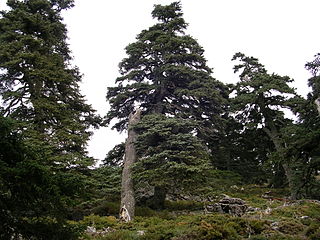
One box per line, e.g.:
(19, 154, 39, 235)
(106, 2, 227, 217)
(0, 0, 100, 237)
(278, 53, 320, 198)
(231, 52, 304, 199)
(0, 0, 100, 170)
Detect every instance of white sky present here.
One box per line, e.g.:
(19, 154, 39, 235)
(1, 0, 320, 162)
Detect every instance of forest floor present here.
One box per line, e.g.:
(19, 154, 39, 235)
(74, 185, 320, 240)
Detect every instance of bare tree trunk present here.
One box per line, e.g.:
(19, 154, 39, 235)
(119, 109, 141, 222)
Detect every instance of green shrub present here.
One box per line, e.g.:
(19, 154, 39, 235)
(197, 220, 240, 240)
(250, 236, 269, 240)
(135, 206, 156, 217)
(309, 229, 320, 240)
(249, 219, 267, 234)
(277, 220, 304, 235)
(20, 217, 82, 240)
(79, 214, 117, 230)
(306, 222, 320, 239)
(92, 201, 120, 216)
(98, 230, 140, 240)
(164, 200, 203, 211)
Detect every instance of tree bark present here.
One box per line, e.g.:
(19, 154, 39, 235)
(151, 186, 167, 210)
(119, 109, 141, 222)
(263, 126, 298, 199)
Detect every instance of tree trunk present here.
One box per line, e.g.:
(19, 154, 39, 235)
(281, 162, 299, 199)
(263, 126, 300, 199)
(151, 186, 167, 210)
(119, 109, 141, 222)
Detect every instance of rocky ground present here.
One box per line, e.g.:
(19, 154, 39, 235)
(74, 185, 320, 240)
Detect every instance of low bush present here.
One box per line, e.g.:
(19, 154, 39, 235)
(78, 214, 117, 230)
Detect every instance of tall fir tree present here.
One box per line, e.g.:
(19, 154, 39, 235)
(231, 52, 304, 199)
(106, 2, 227, 208)
(279, 53, 320, 198)
(0, 0, 100, 237)
(0, 0, 100, 170)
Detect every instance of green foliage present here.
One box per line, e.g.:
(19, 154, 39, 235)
(277, 220, 304, 235)
(20, 217, 82, 240)
(104, 143, 125, 166)
(231, 52, 308, 199)
(135, 206, 156, 217)
(0, 1, 101, 238)
(96, 230, 140, 240)
(0, 0, 101, 169)
(270, 201, 320, 220)
(71, 200, 120, 220)
(90, 166, 122, 200)
(306, 222, 320, 240)
(133, 114, 210, 191)
(216, 120, 273, 184)
(0, 116, 85, 238)
(164, 200, 203, 211)
(105, 1, 227, 143)
(78, 214, 117, 230)
(78, 189, 320, 240)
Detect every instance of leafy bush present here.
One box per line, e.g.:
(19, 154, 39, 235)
(20, 217, 82, 240)
(277, 220, 304, 235)
(135, 206, 156, 217)
(78, 214, 117, 230)
(92, 201, 120, 216)
(306, 222, 320, 240)
(164, 200, 203, 211)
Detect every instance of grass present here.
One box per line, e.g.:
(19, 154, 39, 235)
(77, 185, 320, 240)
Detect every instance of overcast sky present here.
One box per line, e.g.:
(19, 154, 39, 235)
(1, 1, 320, 162)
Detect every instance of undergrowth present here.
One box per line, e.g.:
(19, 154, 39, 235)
(76, 185, 320, 240)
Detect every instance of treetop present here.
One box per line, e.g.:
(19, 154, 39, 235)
(152, 2, 183, 23)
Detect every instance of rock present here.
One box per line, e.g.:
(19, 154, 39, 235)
(230, 185, 239, 190)
(86, 226, 97, 234)
(219, 195, 246, 205)
(264, 207, 272, 215)
(271, 221, 279, 230)
(247, 206, 261, 212)
(204, 203, 223, 214)
(205, 195, 248, 217)
(137, 230, 145, 236)
(85, 226, 115, 237)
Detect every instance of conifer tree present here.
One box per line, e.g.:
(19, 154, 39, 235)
(279, 53, 320, 198)
(0, 0, 100, 237)
(0, 0, 100, 169)
(231, 52, 304, 199)
(106, 2, 227, 209)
